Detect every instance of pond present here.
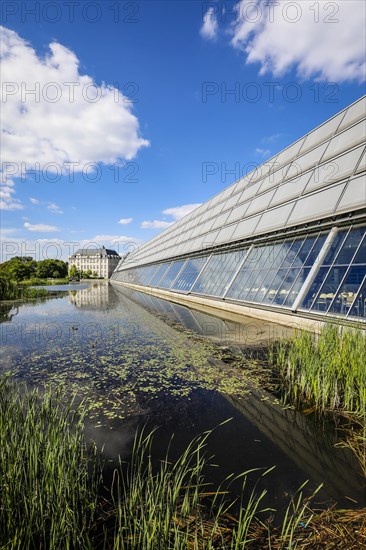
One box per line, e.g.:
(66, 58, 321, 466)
(0, 280, 364, 516)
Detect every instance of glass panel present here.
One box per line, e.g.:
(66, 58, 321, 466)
(300, 266, 329, 310)
(259, 239, 308, 304)
(246, 243, 287, 302)
(192, 250, 246, 297)
(171, 257, 207, 292)
(353, 233, 366, 264)
(310, 266, 348, 312)
(309, 145, 364, 187)
(158, 260, 186, 289)
(225, 266, 256, 301)
(149, 263, 170, 287)
(300, 112, 343, 153)
(141, 265, 159, 285)
(337, 174, 366, 213)
(323, 120, 366, 161)
(333, 227, 365, 264)
(322, 229, 348, 265)
(338, 97, 366, 131)
(348, 279, 366, 318)
(268, 268, 302, 306)
(302, 234, 327, 266)
(328, 266, 366, 315)
(282, 268, 311, 307)
(287, 184, 345, 225)
(251, 269, 278, 303)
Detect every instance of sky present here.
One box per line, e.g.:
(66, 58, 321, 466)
(1, 0, 365, 262)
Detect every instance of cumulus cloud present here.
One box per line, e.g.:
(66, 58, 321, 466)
(29, 197, 40, 204)
(141, 203, 201, 230)
(262, 133, 283, 144)
(0, 25, 149, 181)
(0, 179, 23, 210)
(231, 0, 366, 81)
(162, 203, 201, 220)
(200, 7, 219, 40)
(255, 147, 271, 158)
(118, 217, 133, 225)
(47, 202, 63, 214)
(140, 220, 173, 229)
(24, 222, 60, 232)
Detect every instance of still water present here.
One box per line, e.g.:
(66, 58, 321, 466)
(0, 281, 364, 514)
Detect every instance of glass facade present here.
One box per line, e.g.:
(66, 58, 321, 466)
(111, 97, 365, 323)
(112, 224, 366, 320)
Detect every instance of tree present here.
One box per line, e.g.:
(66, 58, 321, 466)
(36, 259, 68, 279)
(5, 257, 37, 281)
(69, 265, 81, 279)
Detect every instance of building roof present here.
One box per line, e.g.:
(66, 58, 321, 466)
(71, 246, 120, 258)
(111, 96, 366, 323)
(118, 95, 365, 270)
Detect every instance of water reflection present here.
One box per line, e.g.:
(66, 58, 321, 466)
(0, 281, 364, 512)
(0, 303, 19, 323)
(69, 281, 120, 310)
(111, 284, 295, 347)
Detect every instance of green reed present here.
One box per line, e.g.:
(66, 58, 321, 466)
(270, 324, 366, 417)
(0, 375, 327, 549)
(0, 376, 98, 549)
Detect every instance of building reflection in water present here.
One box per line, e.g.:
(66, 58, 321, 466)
(68, 282, 120, 310)
(111, 284, 296, 348)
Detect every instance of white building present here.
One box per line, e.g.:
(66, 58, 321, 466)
(69, 246, 120, 279)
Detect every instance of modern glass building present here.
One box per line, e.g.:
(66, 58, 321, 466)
(111, 96, 366, 328)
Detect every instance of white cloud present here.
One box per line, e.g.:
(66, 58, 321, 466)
(0, 228, 19, 237)
(24, 222, 59, 233)
(118, 217, 133, 225)
(29, 197, 40, 204)
(47, 202, 63, 214)
(231, 1, 366, 82)
(255, 147, 271, 158)
(141, 203, 201, 230)
(201, 7, 219, 40)
(0, 25, 149, 182)
(140, 220, 173, 229)
(262, 133, 283, 144)
(162, 203, 201, 220)
(0, 179, 23, 210)
(91, 234, 140, 243)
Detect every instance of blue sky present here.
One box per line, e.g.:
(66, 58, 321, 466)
(1, 0, 365, 261)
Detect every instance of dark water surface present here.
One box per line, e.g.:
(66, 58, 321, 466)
(0, 281, 364, 514)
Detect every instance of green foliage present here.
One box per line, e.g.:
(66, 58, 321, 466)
(271, 324, 366, 417)
(0, 271, 50, 300)
(0, 377, 98, 549)
(69, 264, 81, 279)
(0, 376, 322, 549)
(0, 256, 37, 281)
(36, 259, 68, 279)
(0, 257, 68, 282)
(0, 271, 22, 299)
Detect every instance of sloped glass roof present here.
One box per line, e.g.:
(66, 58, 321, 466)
(112, 97, 366, 322)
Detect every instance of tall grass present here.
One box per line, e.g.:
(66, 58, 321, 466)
(270, 324, 366, 417)
(0, 376, 98, 549)
(0, 375, 343, 549)
(111, 427, 272, 549)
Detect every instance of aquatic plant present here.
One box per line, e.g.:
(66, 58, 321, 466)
(0, 272, 49, 300)
(1, 375, 363, 549)
(0, 376, 98, 549)
(271, 324, 366, 417)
